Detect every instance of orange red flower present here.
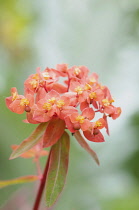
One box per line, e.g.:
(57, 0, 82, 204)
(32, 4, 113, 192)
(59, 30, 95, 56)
(6, 64, 121, 143)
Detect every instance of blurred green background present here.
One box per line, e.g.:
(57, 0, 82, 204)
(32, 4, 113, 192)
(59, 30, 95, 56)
(1, 0, 139, 209)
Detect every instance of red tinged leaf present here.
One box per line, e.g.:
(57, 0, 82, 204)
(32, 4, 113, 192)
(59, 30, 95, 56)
(10, 122, 48, 159)
(45, 131, 70, 207)
(74, 130, 100, 165)
(43, 119, 65, 148)
(0, 175, 39, 189)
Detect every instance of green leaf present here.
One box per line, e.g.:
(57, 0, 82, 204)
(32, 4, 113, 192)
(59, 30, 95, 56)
(10, 122, 48, 159)
(0, 175, 39, 189)
(74, 130, 100, 165)
(45, 131, 70, 207)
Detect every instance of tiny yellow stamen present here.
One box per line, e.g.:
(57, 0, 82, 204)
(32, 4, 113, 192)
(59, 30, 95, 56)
(102, 98, 114, 106)
(110, 98, 115, 103)
(102, 99, 110, 106)
(12, 92, 18, 101)
(95, 121, 102, 127)
(48, 97, 56, 105)
(30, 80, 38, 89)
(20, 98, 29, 106)
(89, 77, 96, 85)
(74, 67, 81, 76)
(43, 102, 52, 111)
(76, 115, 85, 124)
(32, 74, 39, 80)
(84, 83, 91, 91)
(89, 92, 97, 99)
(74, 86, 83, 95)
(42, 72, 50, 80)
(56, 100, 65, 108)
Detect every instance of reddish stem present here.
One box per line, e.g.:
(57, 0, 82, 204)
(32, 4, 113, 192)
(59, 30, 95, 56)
(33, 154, 50, 210)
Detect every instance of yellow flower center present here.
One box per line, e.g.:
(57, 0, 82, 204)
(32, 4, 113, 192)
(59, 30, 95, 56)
(32, 74, 39, 80)
(30, 80, 38, 89)
(20, 98, 29, 106)
(84, 83, 92, 91)
(43, 102, 52, 111)
(42, 72, 50, 80)
(89, 92, 97, 99)
(74, 67, 81, 76)
(74, 86, 83, 95)
(48, 97, 56, 105)
(56, 100, 65, 108)
(76, 115, 85, 123)
(95, 121, 102, 127)
(102, 99, 110, 106)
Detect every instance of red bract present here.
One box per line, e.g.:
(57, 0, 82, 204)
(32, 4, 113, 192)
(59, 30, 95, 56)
(83, 128, 105, 142)
(6, 64, 121, 143)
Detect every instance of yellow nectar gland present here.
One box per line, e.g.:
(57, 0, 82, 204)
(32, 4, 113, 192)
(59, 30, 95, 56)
(74, 67, 81, 76)
(74, 86, 83, 95)
(89, 92, 97, 99)
(43, 102, 52, 111)
(76, 115, 85, 124)
(56, 100, 65, 108)
(12, 92, 18, 101)
(42, 72, 50, 80)
(20, 98, 29, 106)
(48, 97, 56, 105)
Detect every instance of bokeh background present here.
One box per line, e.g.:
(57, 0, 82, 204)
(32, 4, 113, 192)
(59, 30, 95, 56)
(1, 0, 139, 209)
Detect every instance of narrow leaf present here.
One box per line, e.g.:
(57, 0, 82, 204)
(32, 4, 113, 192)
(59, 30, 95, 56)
(45, 131, 70, 207)
(43, 119, 65, 148)
(0, 175, 39, 189)
(10, 122, 48, 159)
(74, 130, 100, 165)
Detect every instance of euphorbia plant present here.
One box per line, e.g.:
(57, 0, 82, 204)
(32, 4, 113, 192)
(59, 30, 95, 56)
(2, 64, 121, 209)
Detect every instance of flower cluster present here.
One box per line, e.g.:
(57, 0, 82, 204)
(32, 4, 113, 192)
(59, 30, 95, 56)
(6, 64, 121, 144)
